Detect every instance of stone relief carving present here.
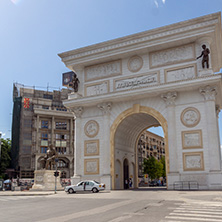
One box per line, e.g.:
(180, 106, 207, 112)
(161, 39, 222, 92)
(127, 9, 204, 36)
(161, 92, 177, 106)
(85, 60, 121, 81)
(182, 130, 202, 148)
(181, 107, 200, 127)
(184, 154, 203, 170)
(128, 56, 143, 72)
(85, 140, 99, 156)
(199, 85, 217, 101)
(84, 120, 99, 138)
(114, 73, 158, 92)
(165, 65, 196, 83)
(150, 44, 195, 68)
(85, 159, 99, 174)
(85, 81, 109, 96)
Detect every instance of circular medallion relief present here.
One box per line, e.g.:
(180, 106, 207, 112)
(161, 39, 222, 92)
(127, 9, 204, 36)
(128, 56, 143, 73)
(181, 107, 200, 127)
(84, 120, 99, 138)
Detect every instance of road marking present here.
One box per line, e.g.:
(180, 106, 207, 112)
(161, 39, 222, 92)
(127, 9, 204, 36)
(170, 212, 222, 219)
(174, 210, 222, 215)
(165, 202, 222, 222)
(165, 216, 222, 221)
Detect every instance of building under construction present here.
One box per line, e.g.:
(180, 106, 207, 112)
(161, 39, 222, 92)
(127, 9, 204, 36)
(11, 83, 74, 178)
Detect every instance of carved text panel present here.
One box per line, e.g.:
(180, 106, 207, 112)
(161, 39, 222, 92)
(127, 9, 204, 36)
(150, 44, 195, 68)
(114, 73, 159, 92)
(165, 65, 196, 83)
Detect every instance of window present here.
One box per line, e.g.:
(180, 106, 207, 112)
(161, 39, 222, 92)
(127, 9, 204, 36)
(43, 94, 53, 100)
(56, 147, 67, 154)
(55, 134, 68, 148)
(58, 160, 66, 167)
(41, 120, 48, 129)
(41, 133, 48, 146)
(41, 147, 47, 153)
(42, 106, 49, 109)
(56, 121, 67, 130)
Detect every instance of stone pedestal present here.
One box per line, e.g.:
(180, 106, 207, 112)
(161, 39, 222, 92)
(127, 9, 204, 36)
(32, 170, 63, 191)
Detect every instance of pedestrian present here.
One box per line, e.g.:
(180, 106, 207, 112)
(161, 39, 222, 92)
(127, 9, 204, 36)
(84, 182, 86, 191)
(125, 179, 128, 189)
(129, 178, 132, 188)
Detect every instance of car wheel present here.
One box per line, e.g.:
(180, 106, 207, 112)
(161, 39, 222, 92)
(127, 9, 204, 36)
(92, 187, 98, 193)
(68, 188, 75, 194)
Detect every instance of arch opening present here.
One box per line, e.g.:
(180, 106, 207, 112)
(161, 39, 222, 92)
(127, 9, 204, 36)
(110, 105, 168, 190)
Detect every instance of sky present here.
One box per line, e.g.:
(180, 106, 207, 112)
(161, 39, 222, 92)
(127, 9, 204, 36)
(0, 0, 222, 141)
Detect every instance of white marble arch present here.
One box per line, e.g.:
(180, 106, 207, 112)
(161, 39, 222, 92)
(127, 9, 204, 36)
(60, 13, 222, 190)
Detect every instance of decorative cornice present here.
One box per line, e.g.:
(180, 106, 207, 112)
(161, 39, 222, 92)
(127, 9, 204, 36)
(59, 16, 218, 61)
(97, 102, 112, 115)
(199, 85, 217, 101)
(161, 92, 177, 106)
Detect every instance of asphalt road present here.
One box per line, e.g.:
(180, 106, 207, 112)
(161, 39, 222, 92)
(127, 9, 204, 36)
(1, 188, 222, 222)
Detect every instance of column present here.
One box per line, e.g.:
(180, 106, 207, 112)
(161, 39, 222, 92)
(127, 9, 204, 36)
(35, 115, 39, 170)
(69, 118, 73, 155)
(51, 116, 54, 146)
(161, 92, 178, 173)
(216, 105, 221, 169)
(200, 85, 220, 171)
(97, 102, 112, 190)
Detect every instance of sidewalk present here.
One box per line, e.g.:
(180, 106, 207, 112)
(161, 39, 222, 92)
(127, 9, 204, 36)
(0, 190, 63, 196)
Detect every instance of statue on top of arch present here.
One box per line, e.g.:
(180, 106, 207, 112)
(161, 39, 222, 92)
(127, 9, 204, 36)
(196, 44, 210, 69)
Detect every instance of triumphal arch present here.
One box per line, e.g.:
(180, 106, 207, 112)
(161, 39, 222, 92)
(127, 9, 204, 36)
(59, 12, 222, 190)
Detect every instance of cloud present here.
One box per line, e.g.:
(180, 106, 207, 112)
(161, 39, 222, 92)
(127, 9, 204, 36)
(162, 0, 166, 4)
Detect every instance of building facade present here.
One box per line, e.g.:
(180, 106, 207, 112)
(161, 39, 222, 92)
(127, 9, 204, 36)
(138, 131, 165, 177)
(11, 84, 74, 179)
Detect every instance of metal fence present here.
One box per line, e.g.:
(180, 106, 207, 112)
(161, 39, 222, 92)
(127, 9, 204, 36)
(173, 181, 199, 190)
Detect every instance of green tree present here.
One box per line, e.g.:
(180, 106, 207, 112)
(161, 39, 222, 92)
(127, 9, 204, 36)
(160, 156, 166, 178)
(143, 156, 165, 180)
(143, 156, 157, 180)
(0, 138, 11, 179)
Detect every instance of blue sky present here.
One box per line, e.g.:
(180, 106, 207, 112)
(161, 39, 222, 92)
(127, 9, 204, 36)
(0, 0, 222, 140)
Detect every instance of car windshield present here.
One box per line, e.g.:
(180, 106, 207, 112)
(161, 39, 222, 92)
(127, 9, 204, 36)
(93, 180, 100, 184)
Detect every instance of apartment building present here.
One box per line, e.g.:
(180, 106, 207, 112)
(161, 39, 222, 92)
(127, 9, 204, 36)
(11, 83, 74, 178)
(138, 130, 165, 177)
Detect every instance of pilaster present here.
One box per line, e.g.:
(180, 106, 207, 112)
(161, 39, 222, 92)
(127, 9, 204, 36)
(161, 92, 178, 174)
(199, 85, 221, 171)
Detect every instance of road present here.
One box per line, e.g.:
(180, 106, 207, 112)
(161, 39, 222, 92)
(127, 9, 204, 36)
(1, 188, 222, 222)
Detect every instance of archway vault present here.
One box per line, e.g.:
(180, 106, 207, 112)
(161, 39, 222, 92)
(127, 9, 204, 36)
(110, 104, 168, 189)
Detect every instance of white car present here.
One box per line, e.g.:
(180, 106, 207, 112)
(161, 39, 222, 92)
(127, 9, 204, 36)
(65, 180, 105, 194)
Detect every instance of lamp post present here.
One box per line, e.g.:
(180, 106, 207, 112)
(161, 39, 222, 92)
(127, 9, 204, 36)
(55, 158, 58, 194)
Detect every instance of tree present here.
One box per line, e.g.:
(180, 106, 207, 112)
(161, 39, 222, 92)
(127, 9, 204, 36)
(160, 156, 166, 178)
(0, 138, 11, 179)
(143, 156, 157, 180)
(143, 156, 164, 180)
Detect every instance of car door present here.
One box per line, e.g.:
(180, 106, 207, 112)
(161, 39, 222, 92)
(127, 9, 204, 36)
(85, 181, 94, 191)
(75, 181, 84, 191)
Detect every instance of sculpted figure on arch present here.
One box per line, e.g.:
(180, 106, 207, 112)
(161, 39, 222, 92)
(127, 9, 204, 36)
(196, 44, 210, 69)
